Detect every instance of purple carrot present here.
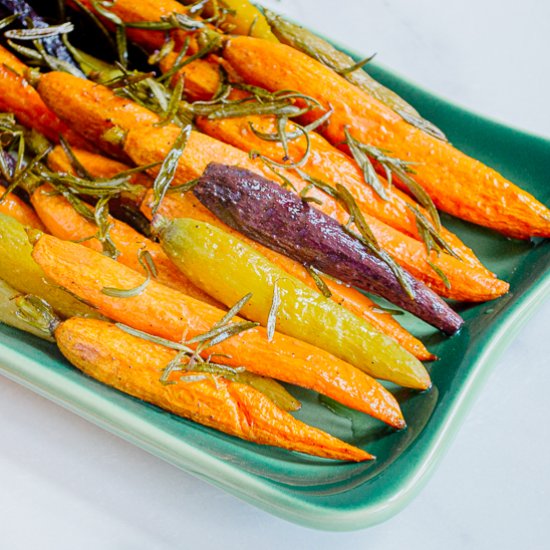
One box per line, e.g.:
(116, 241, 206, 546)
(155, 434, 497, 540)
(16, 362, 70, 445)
(193, 163, 464, 335)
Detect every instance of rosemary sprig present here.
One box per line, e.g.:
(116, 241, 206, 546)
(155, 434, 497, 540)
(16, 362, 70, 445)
(293, 168, 415, 298)
(91, 0, 128, 67)
(151, 124, 192, 215)
(93, 195, 118, 259)
(335, 53, 376, 76)
(266, 281, 281, 342)
(344, 127, 388, 200)
(342, 128, 461, 269)
(4, 22, 75, 41)
(115, 292, 259, 384)
(102, 249, 157, 297)
(304, 265, 332, 298)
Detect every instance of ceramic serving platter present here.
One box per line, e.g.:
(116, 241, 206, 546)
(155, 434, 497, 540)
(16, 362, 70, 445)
(0, 30, 549, 532)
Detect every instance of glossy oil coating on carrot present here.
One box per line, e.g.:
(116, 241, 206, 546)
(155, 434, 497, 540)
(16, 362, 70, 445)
(37, 73, 508, 300)
(32, 233, 406, 428)
(31, 184, 220, 306)
(160, 52, 226, 102)
(223, 36, 550, 239)
(141, 190, 434, 361)
(0, 46, 90, 148)
(0, 192, 45, 230)
(56, 318, 371, 461)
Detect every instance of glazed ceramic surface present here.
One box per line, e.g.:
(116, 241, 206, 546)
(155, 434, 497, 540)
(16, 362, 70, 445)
(0, 36, 549, 531)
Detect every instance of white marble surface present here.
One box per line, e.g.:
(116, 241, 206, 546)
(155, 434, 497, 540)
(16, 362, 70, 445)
(1, 1, 549, 548)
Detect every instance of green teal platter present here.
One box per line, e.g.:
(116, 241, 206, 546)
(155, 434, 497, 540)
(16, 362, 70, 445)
(0, 33, 549, 532)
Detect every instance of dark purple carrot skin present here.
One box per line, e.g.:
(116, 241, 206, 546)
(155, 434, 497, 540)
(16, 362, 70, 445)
(193, 163, 464, 335)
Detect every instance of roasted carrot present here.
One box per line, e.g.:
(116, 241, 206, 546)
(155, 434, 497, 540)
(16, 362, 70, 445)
(46, 143, 432, 359)
(56, 317, 370, 461)
(36, 71, 159, 158)
(0, 192, 45, 230)
(37, 73, 508, 300)
(194, 97, 488, 272)
(160, 52, 226, 102)
(223, 36, 550, 239)
(158, 54, 485, 269)
(30, 183, 220, 306)
(31, 232, 406, 429)
(0, 46, 90, 148)
(141, 190, 434, 361)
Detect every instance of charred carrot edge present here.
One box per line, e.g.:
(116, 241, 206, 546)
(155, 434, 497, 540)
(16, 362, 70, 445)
(57, 317, 371, 461)
(124, 124, 509, 302)
(31, 183, 221, 307)
(141, 189, 434, 361)
(46, 144, 431, 359)
(0, 192, 46, 230)
(37, 73, 508, 301)
(32, 233, 406, 429)
(223, 36, 550, 239)
(0, 46, 90, 149)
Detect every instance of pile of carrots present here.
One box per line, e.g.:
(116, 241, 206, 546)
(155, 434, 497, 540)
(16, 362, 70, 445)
(0, 0, 549, 462)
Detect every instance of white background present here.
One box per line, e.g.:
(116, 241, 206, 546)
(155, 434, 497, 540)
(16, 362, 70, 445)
(1, 1, 549, 548)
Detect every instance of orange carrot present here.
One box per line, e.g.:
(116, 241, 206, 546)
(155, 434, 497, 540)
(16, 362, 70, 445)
(32, 232, 406, 429)
(0, 192, 45, 230)
(36, 71, 159, 158)
(30, 183, 220, 306)
(57, 317, 371, 461)
(0, 46, 90, 148)
(160, 52, 225, 101)
(223, 36, 550, 239)
(37, 73, 508, 300)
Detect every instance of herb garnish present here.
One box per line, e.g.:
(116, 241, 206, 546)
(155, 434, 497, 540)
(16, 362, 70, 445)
(151, 123, 192, 215)
(102, 249, 157, 297)
(116, 292, 259, 384)
(266, 281, 281, 342)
